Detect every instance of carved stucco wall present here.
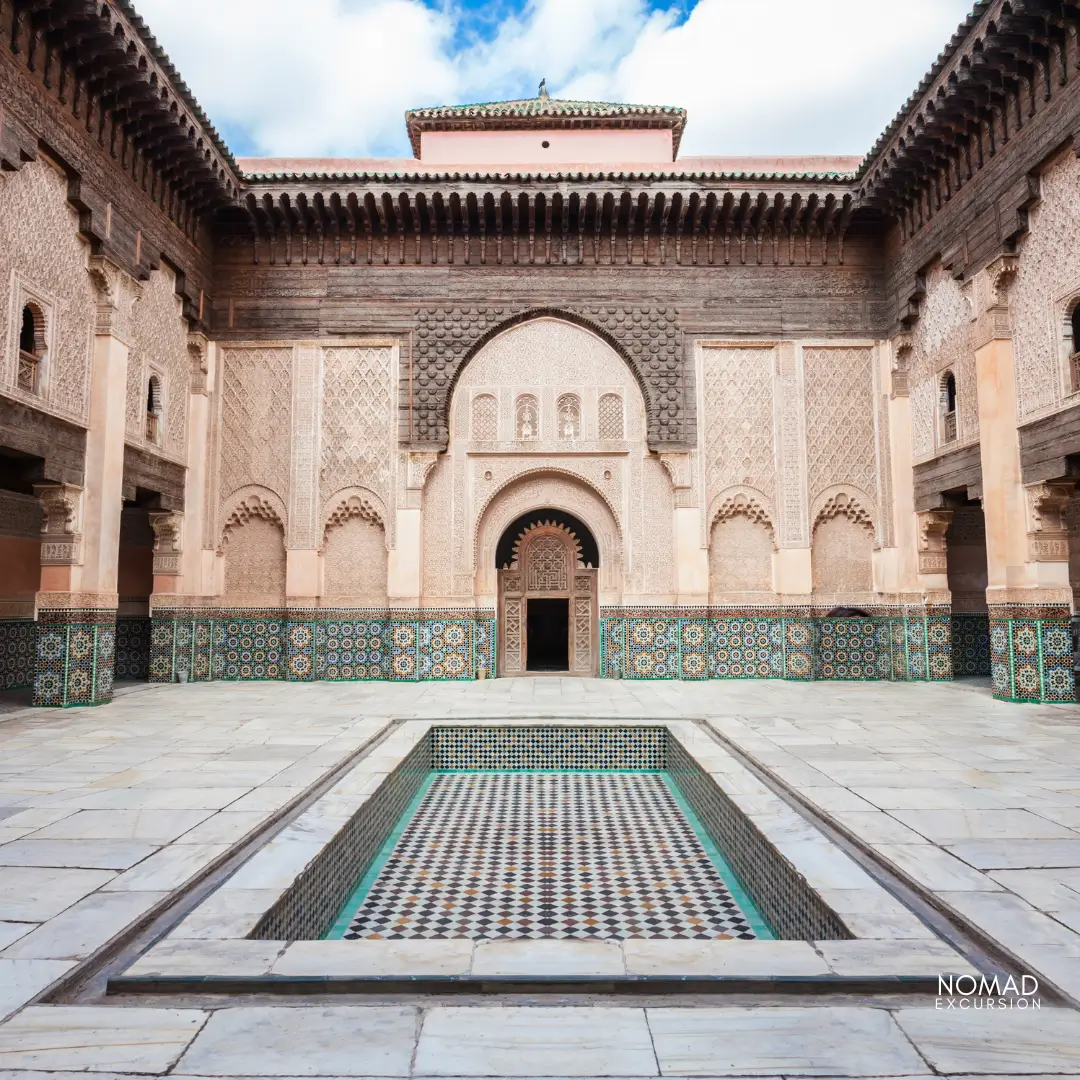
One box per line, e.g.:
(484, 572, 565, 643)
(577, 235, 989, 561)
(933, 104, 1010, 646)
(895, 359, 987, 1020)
(909, 262, 975, 463)
(0, 158, 95, 425)
(223, 516, 287, 604)
(709, 516, 773, 599)
(702, 346, 776, 532)
(812, 515, 874, 596)
(125, 265, 188, 461)
(1012, 150, 1080, 423)
(320, 346, 394, 539)
(217, 346, 293, 535)
(323, 517, 388, 603)
(424, 317, 673, 602)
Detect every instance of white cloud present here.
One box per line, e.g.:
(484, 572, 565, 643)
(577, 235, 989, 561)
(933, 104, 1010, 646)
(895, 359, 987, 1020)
(135, 0, 974, 159)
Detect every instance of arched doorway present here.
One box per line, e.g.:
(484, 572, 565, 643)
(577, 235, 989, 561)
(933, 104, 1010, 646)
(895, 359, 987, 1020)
(497, 512, 598, 675)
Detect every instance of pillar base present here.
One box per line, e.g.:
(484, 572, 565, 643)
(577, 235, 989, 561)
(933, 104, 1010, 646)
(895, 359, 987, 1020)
(988, 603, 1074, 703)
(34, 604, 116, 707)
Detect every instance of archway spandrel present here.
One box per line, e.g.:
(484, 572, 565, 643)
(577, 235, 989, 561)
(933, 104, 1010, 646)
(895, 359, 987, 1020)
(410, 306, 689, 450)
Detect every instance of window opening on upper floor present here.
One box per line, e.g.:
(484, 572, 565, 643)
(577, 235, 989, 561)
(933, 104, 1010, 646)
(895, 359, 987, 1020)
(940, 371, 957, 443)
(146, 374, 163, 446)
(18, 303, 45, 395)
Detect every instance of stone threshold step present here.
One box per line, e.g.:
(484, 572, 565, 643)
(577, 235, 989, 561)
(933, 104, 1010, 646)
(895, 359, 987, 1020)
(107, 972, 942, 996)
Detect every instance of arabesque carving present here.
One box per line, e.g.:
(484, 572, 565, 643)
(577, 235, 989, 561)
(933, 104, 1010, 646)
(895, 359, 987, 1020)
(510, 520, 585, 569)
(916, 508, 953, 577)
(323, 491, 386, 546)
(713, 491, 775, 542)
(34, 481, 82, 565)
(149, 510, 183, 576)
(813, 491, 874, 533)
(1026, 481, 1074, 563)
(219, 492, 285, 553)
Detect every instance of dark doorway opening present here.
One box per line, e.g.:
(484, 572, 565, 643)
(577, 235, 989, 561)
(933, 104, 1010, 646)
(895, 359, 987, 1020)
(527, 597, 569, 672)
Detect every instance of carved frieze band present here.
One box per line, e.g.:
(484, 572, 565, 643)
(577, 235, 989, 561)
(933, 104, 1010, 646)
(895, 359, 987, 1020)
(289, 345, 320, 549)
(1026, 481, 1073, 564)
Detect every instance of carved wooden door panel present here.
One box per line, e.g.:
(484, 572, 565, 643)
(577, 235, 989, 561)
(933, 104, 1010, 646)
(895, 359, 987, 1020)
(570, 569, 597, 675)
(498, 569, 525, 675)
(498, 525, 597, 677)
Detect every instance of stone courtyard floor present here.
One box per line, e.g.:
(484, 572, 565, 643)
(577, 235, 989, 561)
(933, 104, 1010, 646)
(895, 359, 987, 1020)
(1, 676, 1080, 1075)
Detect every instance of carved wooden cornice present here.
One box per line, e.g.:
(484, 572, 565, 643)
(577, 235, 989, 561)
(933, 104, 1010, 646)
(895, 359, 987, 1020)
(4, 0, 240, 232)
(857, 0, 1080, 239)
(234, 183, 857, 268)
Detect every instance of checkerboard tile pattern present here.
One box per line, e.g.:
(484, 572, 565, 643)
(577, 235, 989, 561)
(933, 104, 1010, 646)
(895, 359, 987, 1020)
(340, 772, 763, 941)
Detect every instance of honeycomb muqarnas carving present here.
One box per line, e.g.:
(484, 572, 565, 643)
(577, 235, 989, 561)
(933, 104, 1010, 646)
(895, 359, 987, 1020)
(410, 305, 688, 449)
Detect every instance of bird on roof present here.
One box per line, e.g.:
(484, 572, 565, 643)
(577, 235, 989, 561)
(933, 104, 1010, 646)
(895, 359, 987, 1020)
(538, 79, 549, 100)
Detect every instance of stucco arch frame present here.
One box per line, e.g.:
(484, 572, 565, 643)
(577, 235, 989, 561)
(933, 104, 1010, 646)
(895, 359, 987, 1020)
(810, 484, 877, 545)
(472, 464, 624, 565)
(707, 486, 777, 548)
(320, 485, 390, 551)
(217, 485, 287, 553)
(474, 471, 624, 597)
(439, 309, 662, 446)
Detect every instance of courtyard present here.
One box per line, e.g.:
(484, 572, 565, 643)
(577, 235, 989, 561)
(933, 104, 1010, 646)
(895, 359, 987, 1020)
(0, 677, 1078, 1075)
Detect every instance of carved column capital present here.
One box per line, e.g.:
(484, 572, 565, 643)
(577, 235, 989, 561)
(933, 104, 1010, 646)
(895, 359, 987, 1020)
(149, 510, 183, 576)
(972, 253, 1020, 350)
(915, 508, 952, 576)
(1025, 481, 1074, 563)
(406, 451, 439, 491)
(33, 482, 83, 565)
(187, 333, 209, 395)
(986, 252, 1020, 305)
(88, 255, 140, 343)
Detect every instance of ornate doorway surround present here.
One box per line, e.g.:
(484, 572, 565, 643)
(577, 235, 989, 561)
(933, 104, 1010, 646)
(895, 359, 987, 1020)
(498, 521, 597, 676)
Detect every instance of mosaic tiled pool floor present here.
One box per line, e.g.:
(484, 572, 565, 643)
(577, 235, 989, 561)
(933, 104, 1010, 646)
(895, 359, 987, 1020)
(328, 772, 772, 940)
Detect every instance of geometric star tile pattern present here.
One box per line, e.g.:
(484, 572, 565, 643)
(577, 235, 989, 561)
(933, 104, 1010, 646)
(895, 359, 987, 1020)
(340, 772, 763, 940)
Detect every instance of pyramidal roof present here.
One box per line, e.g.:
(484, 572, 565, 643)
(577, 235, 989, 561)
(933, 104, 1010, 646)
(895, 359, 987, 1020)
(405, 84, 688, 157)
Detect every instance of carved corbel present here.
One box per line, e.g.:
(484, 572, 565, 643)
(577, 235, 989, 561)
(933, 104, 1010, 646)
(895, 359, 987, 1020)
(915, 508, 952, 576)
(659, 451, 695, 508)
(88, 255, 140, 343)
(407, 451, 438, 491)
(187, 333, 209, 395)
(890, 332, 913, 399)
(148, 510, 183, 577)
(986, 253, 1020, 307)
(34, 482, 83, 566)
(1025, 481, 1073, 563)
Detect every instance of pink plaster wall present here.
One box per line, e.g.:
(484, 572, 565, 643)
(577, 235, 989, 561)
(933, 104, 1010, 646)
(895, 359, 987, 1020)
(418, 128, 674, 166)
(0, 536, 42, 597)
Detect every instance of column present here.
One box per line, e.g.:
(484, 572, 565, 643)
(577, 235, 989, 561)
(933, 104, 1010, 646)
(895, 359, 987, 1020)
(659, 452, 708, 605)
(911, 507, 954, 681)
(33, 258, 137, 706)
(975, 255, 1074, 702)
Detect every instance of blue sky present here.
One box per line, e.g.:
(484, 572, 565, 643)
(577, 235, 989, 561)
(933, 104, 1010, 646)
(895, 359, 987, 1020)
(135, 0, 975, 160)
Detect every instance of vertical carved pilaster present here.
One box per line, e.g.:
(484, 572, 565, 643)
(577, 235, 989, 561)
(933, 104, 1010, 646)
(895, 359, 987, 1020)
(34, 482, 83, 565)
(971, 253, 1019, 351)
(775, 341, 808, 547)
(87, 255, 140, 344)
(288, 344, 320, 548)
(890, 332, 912, 399)
(659, 451, 695, 508)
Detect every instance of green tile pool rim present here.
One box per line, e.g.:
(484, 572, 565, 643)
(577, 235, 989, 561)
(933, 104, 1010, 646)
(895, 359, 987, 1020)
(325, 769, 775, 940)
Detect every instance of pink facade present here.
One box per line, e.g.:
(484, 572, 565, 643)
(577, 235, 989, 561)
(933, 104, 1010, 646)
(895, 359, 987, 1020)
(418, 128, 675, 166)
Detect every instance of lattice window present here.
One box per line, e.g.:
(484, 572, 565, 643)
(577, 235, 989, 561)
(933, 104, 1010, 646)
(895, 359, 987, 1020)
(515, 394, 540, 441)
(557, 393, 581, 440)
(527, 536, 568, 591)
(17, 302, 46, 395)
(146, 374, 163, 446)
(940, 370, 957, 443)
(471, 393, 498, 440)
(1070, 303, 1080, 394)
(598, 393, 624, 439)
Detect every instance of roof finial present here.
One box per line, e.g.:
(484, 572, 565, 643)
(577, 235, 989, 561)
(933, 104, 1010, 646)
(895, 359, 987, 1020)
(538, 78, 549, 100)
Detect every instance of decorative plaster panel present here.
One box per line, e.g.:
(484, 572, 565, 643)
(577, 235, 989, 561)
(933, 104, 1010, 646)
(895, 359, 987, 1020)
(909, 262, 975, 463)
(0, 159, 95, 424)
(1012, 150, 1080, 422)
(218, 346, 293, 515)
(803, 346, 877, 506)
(125, 265, 188, 460)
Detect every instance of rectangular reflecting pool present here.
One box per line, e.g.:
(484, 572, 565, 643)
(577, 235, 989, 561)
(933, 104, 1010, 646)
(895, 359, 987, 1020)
(326, 771, 774, 941)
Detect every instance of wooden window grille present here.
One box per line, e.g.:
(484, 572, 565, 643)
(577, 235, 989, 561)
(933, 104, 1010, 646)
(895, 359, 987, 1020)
(17, 303, 45, 395)
(940, 371, 957, 443)
(146, 375, 163, 445)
